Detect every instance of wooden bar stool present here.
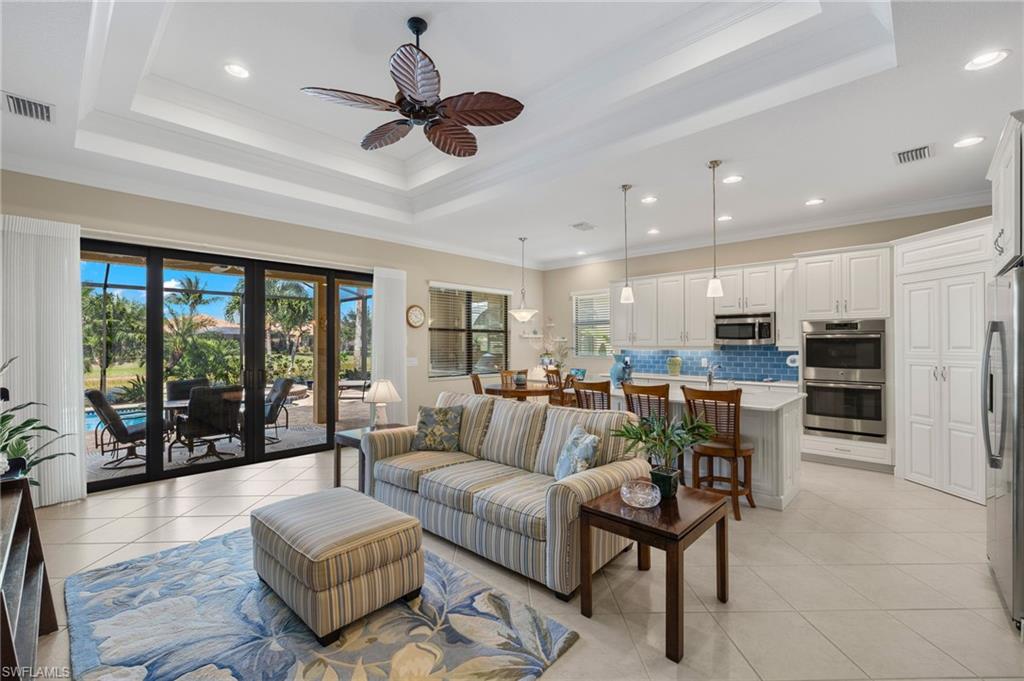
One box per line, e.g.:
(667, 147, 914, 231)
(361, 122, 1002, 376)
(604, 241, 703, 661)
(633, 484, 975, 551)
(574, 380, 612, 410)
(622, 382, 670, 419)
(682, 386, 755, 520)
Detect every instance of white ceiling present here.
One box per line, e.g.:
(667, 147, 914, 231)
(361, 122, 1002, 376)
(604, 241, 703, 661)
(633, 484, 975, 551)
(1, 1, 1020, 269)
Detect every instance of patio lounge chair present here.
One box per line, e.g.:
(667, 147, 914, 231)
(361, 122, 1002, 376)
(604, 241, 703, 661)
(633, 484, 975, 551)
(167, 385, 243, 464)
(262, 377, 294, 444)
(85, 389, 171, 469)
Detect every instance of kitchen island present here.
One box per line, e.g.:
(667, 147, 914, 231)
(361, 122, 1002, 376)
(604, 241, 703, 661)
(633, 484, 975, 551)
(606, 374, 805, 510)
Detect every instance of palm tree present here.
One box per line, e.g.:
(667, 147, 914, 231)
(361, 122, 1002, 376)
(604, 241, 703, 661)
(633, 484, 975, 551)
(164, 275, 214, 375)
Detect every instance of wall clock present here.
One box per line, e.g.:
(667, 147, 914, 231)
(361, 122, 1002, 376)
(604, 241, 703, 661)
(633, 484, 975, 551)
(406, 304, 426, 328)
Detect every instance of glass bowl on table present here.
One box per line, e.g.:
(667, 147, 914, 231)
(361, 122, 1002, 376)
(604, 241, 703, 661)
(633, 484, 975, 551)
(620, 479, 661, 508)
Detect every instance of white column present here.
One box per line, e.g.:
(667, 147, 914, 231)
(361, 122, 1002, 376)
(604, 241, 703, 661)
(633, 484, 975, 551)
(370, 268, 408, 424)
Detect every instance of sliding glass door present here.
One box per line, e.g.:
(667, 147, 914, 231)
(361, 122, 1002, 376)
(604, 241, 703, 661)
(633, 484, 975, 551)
(81, 239, 371, 491)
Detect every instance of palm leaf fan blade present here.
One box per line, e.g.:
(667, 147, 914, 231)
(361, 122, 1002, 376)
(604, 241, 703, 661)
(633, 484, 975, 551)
(437, 91, 524, 126)
(389, 43, 441, 106)
(425, 121, 477, 157)
(361, 120, 413, 150)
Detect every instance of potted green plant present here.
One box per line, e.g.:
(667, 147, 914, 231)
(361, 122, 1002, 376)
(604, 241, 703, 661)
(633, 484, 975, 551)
(0, 358, 76, 485)
(612, 413, 716, 500)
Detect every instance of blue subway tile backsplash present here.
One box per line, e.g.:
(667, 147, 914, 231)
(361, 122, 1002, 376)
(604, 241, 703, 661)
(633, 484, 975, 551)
(619, 346, 798, 383)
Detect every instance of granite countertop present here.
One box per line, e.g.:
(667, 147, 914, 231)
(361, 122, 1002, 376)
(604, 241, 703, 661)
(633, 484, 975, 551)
(600, 372, 800, 389)
(609, 385, 805, 412)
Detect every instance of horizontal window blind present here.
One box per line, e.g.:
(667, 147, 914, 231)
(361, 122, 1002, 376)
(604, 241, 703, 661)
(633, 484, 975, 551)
(573, 291, 611, 357)
(429, 286, 508, 378)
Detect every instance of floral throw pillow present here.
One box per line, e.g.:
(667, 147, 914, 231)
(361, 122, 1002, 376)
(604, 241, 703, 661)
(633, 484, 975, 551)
(554, 425, 600, 481)
(411, 405, 464, 452)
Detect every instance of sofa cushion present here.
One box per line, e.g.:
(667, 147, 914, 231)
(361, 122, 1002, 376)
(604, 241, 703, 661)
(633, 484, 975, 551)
(472, 472, 553, 540)
(374, 450, 476, 492)
(435, 391, 495, 456)
(411, 405, 464, 452)
(554, 425, 600, 481)
(418, 460, 526, 513)
(533, 407, 638, 476)
(479, 399, 547, 470)
(250, 487, 421, 591)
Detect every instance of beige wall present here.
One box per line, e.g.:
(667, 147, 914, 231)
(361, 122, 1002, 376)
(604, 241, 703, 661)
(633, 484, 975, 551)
(542, 206, 991, 377)
(0, 170, 546, 421)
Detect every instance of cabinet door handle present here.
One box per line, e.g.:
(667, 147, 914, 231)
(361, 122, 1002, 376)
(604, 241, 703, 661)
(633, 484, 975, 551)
(834, 300, 839, 313)
(933, 366, 938, 381)
(941, 366, 948, 381)
(994, 228, 1005, 256)
(737, 297, 742, 309)
(843, 299, 848, 313)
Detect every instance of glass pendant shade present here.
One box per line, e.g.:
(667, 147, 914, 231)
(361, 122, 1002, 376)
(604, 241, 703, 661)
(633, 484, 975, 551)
(706, 277, 724, 298)
(510, 304, 538, 323)
(620, 285, 635, 304)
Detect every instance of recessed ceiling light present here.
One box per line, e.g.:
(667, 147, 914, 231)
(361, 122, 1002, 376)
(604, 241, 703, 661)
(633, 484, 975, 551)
(717, 215, 733, 222)
(224, 63, 250, 79)
(953, 136, 985, 148)
(964, 50, 1009, 71)
(722, 175, 743, 184)
(805, 198, 825, 206)
(641, 195, 658, 204)
(647, 228, 660, 235)
(576, 250, 587, 256)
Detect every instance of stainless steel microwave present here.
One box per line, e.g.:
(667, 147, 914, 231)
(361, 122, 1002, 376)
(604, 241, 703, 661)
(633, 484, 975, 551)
(714, 313, 775, 346)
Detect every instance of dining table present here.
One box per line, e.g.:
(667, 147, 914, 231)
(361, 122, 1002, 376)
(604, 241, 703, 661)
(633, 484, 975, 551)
(483, 381, 562, 402)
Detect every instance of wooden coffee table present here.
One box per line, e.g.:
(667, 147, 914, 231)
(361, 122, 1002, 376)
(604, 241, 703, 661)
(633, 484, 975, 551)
(580, 482, 729, 662)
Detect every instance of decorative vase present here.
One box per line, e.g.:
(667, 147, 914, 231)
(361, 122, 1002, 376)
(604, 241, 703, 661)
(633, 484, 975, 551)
(650, 466, 679, 500)
(666, 356, 682, 376)
(610, 353, 628, 388)
(513, 374, 527, 387)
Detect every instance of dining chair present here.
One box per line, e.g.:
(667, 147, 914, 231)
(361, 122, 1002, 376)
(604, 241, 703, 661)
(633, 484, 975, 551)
(622, 382, 670, 419)
(682, 386, 755, 520)
(470, 373, 484, 395)
(573, 380, 612, 410)
(500, 369, 528, 386)
(544, 367, 575, 407)
(165, 377, 210, 402)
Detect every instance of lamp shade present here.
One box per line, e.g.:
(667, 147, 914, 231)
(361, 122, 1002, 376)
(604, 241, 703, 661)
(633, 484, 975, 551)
(706, 277, 724, 298)
(509, 305, 539, 323)
(365, 379, 401, 404)
(620, 285, 635, 304)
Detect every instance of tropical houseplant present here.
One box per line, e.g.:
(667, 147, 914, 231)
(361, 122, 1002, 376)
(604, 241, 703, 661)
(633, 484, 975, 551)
(0, 357, 76, 485)
(612, 412, 716, 499)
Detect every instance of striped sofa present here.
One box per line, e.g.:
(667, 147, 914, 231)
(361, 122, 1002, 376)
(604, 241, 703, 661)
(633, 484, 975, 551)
(362, 391, 651, 598)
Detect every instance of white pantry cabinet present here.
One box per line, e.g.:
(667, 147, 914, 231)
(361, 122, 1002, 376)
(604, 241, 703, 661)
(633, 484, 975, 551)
(774, 261, 799, 350)
(894, 221, 991, 503)
(798, 247, 890, 320)
(684, 271, 715, 346)
(657, 274, 685, 345)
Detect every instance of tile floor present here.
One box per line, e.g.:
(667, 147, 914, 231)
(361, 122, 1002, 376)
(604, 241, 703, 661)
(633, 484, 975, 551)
(36, 453, 1024, 680)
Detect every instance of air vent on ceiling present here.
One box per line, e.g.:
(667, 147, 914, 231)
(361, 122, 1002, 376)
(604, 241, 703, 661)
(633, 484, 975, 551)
(4, 92, 52, 122)
(894, 144, 931, 165)
(571, 221, 597, 232)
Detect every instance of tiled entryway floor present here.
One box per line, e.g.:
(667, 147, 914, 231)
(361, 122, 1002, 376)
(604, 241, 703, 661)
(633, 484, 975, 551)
(37, 455, 1024, 680)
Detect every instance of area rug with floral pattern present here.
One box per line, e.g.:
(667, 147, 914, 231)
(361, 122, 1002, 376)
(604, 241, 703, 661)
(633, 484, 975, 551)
(65, 529, 579, 680)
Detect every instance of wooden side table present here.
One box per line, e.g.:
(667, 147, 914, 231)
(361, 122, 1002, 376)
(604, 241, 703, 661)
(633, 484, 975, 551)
(580, 482, 729, 662)
(334, 423, 404, 491)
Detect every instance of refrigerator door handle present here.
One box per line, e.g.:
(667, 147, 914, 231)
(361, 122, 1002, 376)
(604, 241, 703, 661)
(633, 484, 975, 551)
(981, 320, 1006, 468)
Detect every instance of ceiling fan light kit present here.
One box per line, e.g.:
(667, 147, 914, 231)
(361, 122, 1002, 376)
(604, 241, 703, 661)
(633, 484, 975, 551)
(300, 17, 524, 158)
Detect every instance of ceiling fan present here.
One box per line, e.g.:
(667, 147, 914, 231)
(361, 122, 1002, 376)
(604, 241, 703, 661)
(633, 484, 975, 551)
(300, 17, 524, 158)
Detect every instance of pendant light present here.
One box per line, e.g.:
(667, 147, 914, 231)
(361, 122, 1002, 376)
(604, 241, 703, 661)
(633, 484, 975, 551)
(706, 160, 724, 298)
(620, 184, 635, 304)
(510, 236, 539, 322)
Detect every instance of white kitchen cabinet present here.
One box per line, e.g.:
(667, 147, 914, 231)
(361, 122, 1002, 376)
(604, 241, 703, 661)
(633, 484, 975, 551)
(713, 269, 744, 314)
(631, 277, 659, 346)
(657, 274, 685, 346)
(609, 281, 632, 346)
(797, 254, 842, 319)
(988, 113, 1022, 275)
(774, 261, 799, 350)
(743, 266, 776, 313)
(894, 223, 990, 503)
(842, 248, 891, 318)
(798, 248, 890, 320)
(683, 271, 715, 346)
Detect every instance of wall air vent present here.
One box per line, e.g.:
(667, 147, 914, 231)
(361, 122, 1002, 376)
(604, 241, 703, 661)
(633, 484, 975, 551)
(894, 144, 931, 165)
(571, 221, 597, 232)
(4, 92, 52, 122)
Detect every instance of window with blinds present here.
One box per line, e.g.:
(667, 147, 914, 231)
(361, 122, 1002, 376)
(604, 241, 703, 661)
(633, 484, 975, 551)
(573, 291, 611, 357)
(429, 286, 509, 378)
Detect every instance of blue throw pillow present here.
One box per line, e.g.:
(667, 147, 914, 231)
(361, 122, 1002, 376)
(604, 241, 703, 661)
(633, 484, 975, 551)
(554, 425, 600, 481)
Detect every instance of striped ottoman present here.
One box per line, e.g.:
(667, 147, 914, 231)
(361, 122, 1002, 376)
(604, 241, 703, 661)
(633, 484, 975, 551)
(250, 487, 424, 645)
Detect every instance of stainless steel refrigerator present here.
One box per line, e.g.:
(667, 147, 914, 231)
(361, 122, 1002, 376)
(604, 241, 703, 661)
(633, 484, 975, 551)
(985, 265, 1023, 632)
(985, 111, 1024, 632)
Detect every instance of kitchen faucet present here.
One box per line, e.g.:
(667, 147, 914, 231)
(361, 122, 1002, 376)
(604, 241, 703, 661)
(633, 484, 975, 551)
(706, 364, 721, 388)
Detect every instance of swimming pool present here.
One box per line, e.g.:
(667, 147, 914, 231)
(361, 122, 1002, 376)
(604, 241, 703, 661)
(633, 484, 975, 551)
(83, 409, 147, 432)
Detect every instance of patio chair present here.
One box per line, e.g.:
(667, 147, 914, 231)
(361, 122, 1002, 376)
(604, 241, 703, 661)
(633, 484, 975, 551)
(262, 377, 294, 444)
(85, 390, 170, 469)
(167, 385, 243, 464)
(166, 377, 210, 402)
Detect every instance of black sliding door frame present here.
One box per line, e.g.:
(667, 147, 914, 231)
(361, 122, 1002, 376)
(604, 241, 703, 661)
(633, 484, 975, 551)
(82, 238, 372, 493)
